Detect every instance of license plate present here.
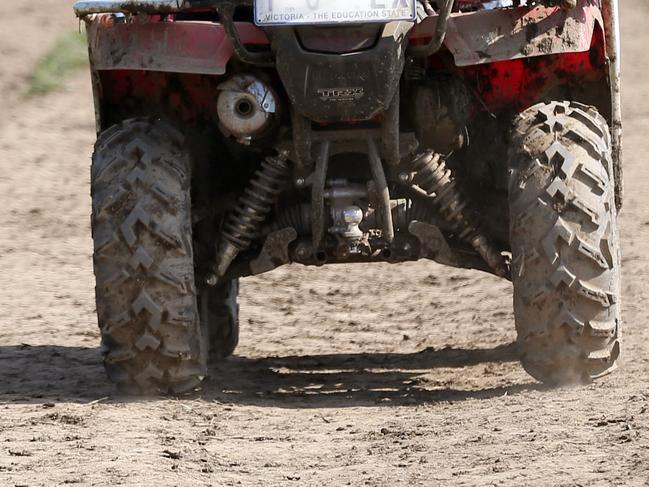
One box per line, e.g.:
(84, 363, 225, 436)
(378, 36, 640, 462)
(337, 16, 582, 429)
(254, 0, 416, 26)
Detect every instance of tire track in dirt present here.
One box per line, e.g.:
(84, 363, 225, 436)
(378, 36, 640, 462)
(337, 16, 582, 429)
(0, 2, 648, 485)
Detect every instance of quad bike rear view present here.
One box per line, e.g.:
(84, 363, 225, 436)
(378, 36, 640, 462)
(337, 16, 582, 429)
(74, 0, 622, 394)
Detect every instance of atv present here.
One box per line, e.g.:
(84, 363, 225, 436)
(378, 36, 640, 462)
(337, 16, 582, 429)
(74, 0, 622, 393)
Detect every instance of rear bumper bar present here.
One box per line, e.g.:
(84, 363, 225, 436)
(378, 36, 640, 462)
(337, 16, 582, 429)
(74, 0, 184, 16)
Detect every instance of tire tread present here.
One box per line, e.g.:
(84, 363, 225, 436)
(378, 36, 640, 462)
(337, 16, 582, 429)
(91, 118, 205, 395)
(509, 101, 621, 384)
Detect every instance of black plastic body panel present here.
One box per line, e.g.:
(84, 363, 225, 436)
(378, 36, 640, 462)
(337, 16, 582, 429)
(267, 22, 412, 123)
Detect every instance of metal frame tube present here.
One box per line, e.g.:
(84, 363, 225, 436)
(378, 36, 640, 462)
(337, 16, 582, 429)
(74, 0, 183, 15)
(367, 139, 395, 243)
(311, 142, 330, 249)
(408, 0, 454, 57)
(603, 0, 623, 208)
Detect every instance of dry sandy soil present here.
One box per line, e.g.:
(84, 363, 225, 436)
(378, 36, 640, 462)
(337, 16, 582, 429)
(1, 2, 648, 486)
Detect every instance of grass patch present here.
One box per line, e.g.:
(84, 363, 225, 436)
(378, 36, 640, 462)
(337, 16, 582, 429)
(27, 31, 88, 97)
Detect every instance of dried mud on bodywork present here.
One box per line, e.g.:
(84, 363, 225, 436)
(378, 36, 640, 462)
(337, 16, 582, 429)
(0, 0, 647, 486)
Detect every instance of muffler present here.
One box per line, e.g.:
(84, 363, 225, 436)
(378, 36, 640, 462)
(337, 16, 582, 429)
(216, 74, 278, 144)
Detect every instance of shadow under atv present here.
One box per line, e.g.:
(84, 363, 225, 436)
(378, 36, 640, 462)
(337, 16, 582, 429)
(0, 342, 545, 407)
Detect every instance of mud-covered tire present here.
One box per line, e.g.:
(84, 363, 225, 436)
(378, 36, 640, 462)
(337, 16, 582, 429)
(508, 101, 621, 385)
(199, 279, 240, 360)
(91, 118, 206, 394)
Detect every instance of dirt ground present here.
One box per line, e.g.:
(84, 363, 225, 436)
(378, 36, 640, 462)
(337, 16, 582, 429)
(1, 2, 648, 486)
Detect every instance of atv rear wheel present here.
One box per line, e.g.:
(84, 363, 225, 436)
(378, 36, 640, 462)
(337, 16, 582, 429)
(91, 118, 206, 394)
(199, 279, 240, 360)
(508, 101, 621, 385)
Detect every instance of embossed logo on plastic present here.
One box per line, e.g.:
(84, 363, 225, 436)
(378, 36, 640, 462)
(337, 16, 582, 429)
(317, 87, 364, 102)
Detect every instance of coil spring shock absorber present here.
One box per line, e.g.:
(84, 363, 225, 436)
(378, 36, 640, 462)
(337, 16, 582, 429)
(409, 150, 508, 277)
(214, 153, 290, 278)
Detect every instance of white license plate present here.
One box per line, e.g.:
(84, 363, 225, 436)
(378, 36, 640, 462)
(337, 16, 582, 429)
(254, 0, 416, 26)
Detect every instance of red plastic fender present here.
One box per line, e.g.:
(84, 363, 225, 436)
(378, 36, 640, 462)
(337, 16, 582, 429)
(410, 0, 604, 66)
(86, 16, 270, 75)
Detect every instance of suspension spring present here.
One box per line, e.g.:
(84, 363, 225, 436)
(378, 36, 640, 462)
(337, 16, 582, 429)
(409, 150, 508, 277)
(411, 152, 474, 239)
(215, 153, 290, 278)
